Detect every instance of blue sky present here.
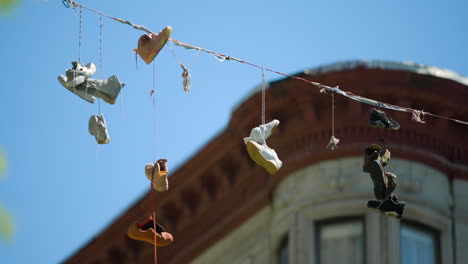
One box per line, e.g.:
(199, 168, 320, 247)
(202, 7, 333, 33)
(0, 0, 467, 263)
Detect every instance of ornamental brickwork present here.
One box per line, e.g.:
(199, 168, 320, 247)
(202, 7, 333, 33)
(64, 61, 468, 264)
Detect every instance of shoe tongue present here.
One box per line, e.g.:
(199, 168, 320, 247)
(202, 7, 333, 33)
(139, 218, 154, 231)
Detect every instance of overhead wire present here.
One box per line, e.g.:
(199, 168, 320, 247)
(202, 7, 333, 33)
(62, 0, 468, 127)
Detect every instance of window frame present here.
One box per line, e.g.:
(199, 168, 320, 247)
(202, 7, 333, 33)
(277, 234, 289, 264)
(400, 220, 441, 264)
(315, 216, 366, 264)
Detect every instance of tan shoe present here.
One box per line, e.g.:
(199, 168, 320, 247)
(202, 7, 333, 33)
(127, 216, 173, 246)
(134, 26, 172, 64)
(145, 160, 169, 192)
(245, 140, 282, 175)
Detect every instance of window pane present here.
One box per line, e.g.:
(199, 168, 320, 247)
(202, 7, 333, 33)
(278, 236, 288, 264)
(401, 223, 438, 264)
(318, 220, 364, 264)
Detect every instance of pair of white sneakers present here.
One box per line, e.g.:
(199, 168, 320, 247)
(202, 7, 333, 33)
(145, 159, 169, 192)
(244, 119, 282, 175)
(58, 61, 125, 104)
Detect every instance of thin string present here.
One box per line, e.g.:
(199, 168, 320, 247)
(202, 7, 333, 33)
(63, 0, 468, 126)
(168, 45, 201, 70)
(168, 46, 183, 67)
(261, 68, 266, 126)
(377, 128, 386, 148)
(189, 49, 201, 68)
(148, 167, 157, 264)
(78, 6, 82, 63)
(95, 129, 99, 157)
(153, 210, 157, 264)
(152, 63, 156, 161)
(98, 15, 103, 114)
(331, 91, 335, 136)
(152, 62, 158, 264)
(149, 61, 158, 264)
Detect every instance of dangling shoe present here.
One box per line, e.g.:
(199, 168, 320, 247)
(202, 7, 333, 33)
(243, 119, 280, 144)
(58, 73, 88, 90)
(88, 114, 110, 144)
(145, 159, 169, 192)
(326, 136, 340, 150)
(127, 216, 173, 246)
(367, 200, 383, 214)
(58, 75, 97, 103)
(157, 159, 168, 176)
(58, 61, 98, 103)
(88, 75, 125, 105)
(369, 108, 400, 130)
(245, 140, 282, 175)
(380, 147, 391, 167)
(389, 194, 405, 206)
(58, 61, 96, 89)
(363, 144, 382, 173)
(134, 26, 172, 64)
(69, 61, 96, 80)
(378, 198, 404, 219)
(368, 159, 388, 200)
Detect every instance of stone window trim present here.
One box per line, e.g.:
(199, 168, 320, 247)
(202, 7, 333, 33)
(314, 216, 366, 264)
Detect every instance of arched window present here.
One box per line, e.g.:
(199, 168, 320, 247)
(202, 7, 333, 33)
(278, 235, 289, 264)
(316, 218, 365, 264)
(401, 221, 440, 264)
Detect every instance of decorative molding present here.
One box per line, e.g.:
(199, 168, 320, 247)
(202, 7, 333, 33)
(64, 64, 468, 264)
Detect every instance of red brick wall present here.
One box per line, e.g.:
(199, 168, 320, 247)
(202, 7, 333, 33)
(64, 65, 468, 264)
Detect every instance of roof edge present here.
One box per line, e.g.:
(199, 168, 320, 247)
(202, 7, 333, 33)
(304, 59, 468, 86)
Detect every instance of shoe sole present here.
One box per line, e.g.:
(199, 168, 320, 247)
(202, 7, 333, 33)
(246, 141, 278, 175)
(144, 26, 172, 64)
(128, 224, 173, 246)
(369, 121, 400, 130)
(368, 207, 402, 219)
(384, 211, 401, 219)
(368, 207, 383, 215)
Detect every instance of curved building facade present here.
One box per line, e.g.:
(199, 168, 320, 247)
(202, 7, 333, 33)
(65, 60, 468, 264)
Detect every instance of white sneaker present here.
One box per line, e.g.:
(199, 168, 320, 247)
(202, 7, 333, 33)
(243, 119, 280, 144)
(58, 75, 96, 103)
(326, 136, 340, 150)
(59, 61, 97, 89)
(145, 159, 169, 192)
(89, 75, 125, 105)
(245, 140, 282, 175)
(88, 114, 110, 144)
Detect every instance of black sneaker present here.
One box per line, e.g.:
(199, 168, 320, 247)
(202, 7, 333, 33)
(367, 200, 382, 214)
(369, 108, 400, 130)
(389, 194, 406, 206)
(379, 199, 404, 219)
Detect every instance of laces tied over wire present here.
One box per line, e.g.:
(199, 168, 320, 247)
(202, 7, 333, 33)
(169, 45, 200, 93)
(62, 0, 468, 127)
(412, 110, 426, 124)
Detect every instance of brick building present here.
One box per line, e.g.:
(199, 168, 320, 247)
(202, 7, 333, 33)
(64, 60, 468, 264)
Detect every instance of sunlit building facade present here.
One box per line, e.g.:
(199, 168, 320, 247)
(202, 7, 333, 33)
(65, 60, 468, 264)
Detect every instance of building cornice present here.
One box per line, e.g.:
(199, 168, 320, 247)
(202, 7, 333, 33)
(64, 63, 468, 264)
